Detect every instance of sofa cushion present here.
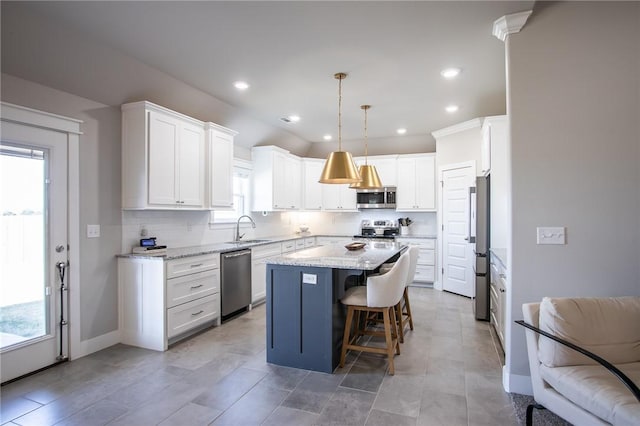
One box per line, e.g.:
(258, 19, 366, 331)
(540, 362, 640, 425)
(538, 297, 640, 367)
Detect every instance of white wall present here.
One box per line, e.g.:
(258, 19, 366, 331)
(505, 2, 640, 393)
(305, 134, 435, 159)
(2, 73, 121, 342)
(433, 121, 483, 174)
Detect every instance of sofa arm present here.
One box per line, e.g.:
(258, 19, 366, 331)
(515, 319, 640, 402)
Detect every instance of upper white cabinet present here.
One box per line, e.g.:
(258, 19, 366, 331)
(322, 184, 357, 211)
(481, 115, 507, 176)
(396, 153, 436, 211)
(122, 101, 206, 209)
(206, 123, 237, 209)
(252, 146, 302, 211)
(354, 155, 399, 187)
(485, 115, 509, 249)
(302, 158, 324, 210)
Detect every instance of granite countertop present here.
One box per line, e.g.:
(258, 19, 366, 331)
(266, 240, 406, 270)
(117, 234, 351, 260)
(490, 248, 507, 268)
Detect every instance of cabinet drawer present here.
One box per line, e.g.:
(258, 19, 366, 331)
(166, 254, 218, 279)
(397, 238, 436, 249)
(418, 248, 435, 265)
(252, 243, 281, 260)
(304, 237, 316, 248)
(295, 239, 305, 250)
(413, 265, 435, 282)
(167, 293, 219, 338)
(281, 241, 296, 253)
(167, 269, 219, 308)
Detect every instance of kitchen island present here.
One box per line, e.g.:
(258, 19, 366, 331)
(265, 240, 406, 373)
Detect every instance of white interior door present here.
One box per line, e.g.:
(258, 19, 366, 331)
(0, 123, 69, 383)
(441, 166, 475, 297)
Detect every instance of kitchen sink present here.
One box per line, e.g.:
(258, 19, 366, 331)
(225, 239, 271, 245)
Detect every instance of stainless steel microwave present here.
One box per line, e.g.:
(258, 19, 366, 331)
(356, 186, 397, 209)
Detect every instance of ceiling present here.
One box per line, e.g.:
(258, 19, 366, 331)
(1, 1, 534, 150)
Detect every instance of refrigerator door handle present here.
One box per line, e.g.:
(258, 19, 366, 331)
(469, 187, 476, 244)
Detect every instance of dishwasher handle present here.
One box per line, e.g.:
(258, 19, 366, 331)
(223, 250, 251, 259)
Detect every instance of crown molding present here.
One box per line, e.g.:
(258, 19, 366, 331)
(493, 10, 532, 42)
(431, 118, 483, 139)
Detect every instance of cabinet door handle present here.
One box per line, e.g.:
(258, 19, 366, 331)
(190, 263, 203, 268)
(190, 284, 204, 289)
(191, 310, 204, 316)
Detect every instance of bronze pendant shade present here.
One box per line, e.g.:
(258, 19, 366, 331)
(319, 73, 362, 184)
(350, 105, 383, 189)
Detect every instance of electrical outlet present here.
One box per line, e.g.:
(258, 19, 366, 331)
(536, 227, 566, 245)
(87, 224, 101, 238)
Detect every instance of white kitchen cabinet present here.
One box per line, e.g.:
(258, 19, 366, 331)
(122, 101, 206, 209)
(251, 243, 282, 305)
(118, 253, 221, 351)
(396, 153, 436, 211)
(316, 236, 347, 246)
(354, 155, 399, 187)
(490, 251, 507, 351)
(396, 237, 437, 284)
(206, 123, 237, 209)
(481, 115, 507, 177)
(252, 146, 302, 211)
(302, 158, 324, 210)
(322, 184, 357, 211)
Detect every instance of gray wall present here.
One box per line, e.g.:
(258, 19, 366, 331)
(2, 73, 122, 341)
(506, 1, 640, 388)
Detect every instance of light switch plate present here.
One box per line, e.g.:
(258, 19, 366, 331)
(87, 224, 101, 238)
(302, 273, 317, 285)
(536, 227, 565, 245)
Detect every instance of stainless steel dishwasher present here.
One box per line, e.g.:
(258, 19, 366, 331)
(221, 249, 252, 321)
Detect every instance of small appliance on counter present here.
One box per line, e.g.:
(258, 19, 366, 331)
(354, 219, 399, 240)
(132, 237, 167, 255)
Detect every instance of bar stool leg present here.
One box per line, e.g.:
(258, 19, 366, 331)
(395, 302, 404, 343)
(340, 306, 355, 367)
(404, 287, 414, 330)
(382, 307, 395, 375)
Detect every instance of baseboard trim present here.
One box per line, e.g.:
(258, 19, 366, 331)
(74, 330, 120, 359)
(503, 366, 533, 395)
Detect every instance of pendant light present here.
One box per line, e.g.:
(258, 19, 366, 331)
(319, 73, 362, 184)
(350, 105, 383, 189)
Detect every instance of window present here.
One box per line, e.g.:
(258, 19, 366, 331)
(210, 160, 252, 223)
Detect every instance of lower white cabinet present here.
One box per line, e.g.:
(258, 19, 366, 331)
(118, 253, 221, 351)
(250, 238, 316, 305)
(396, 237, 437, 283)
(251, 243, 282, 304)
(316, 236, 347, 246)
(490, 252, 507, 351)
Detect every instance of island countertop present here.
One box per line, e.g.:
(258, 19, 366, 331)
(266, 240, 406, 270)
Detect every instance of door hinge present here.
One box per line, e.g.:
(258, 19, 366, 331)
(441, 267, 444, 275)
(440, 180, 444, 187)
(441, 224, 444, 231)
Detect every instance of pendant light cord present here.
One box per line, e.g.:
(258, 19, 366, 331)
(364, 106, 368, 165)
(338, 75, 343, 152)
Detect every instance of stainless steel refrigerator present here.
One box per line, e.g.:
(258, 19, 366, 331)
(471, 175, 490, 321)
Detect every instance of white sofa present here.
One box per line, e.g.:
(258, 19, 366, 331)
(521, 297, 640, 426)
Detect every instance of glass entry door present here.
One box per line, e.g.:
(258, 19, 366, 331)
(0, 122, 69, 383)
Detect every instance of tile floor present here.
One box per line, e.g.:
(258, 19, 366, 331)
(1, 287, 517, 425)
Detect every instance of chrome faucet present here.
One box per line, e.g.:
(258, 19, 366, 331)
(235, 215, 256, 241)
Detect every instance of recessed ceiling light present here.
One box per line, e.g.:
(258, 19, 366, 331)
(323, 134, 332, 141)
(441, 68, 461, 79)
(445, 105, 459, 113)
(397, 128, 407, 135)
(288, 115, 301, 123)
(233, 81, 250, 90)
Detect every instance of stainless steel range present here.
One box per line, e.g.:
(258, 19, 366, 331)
(353, 219, 399, 240)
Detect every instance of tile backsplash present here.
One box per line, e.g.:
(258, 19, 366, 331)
(121, 209, 437, 253)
